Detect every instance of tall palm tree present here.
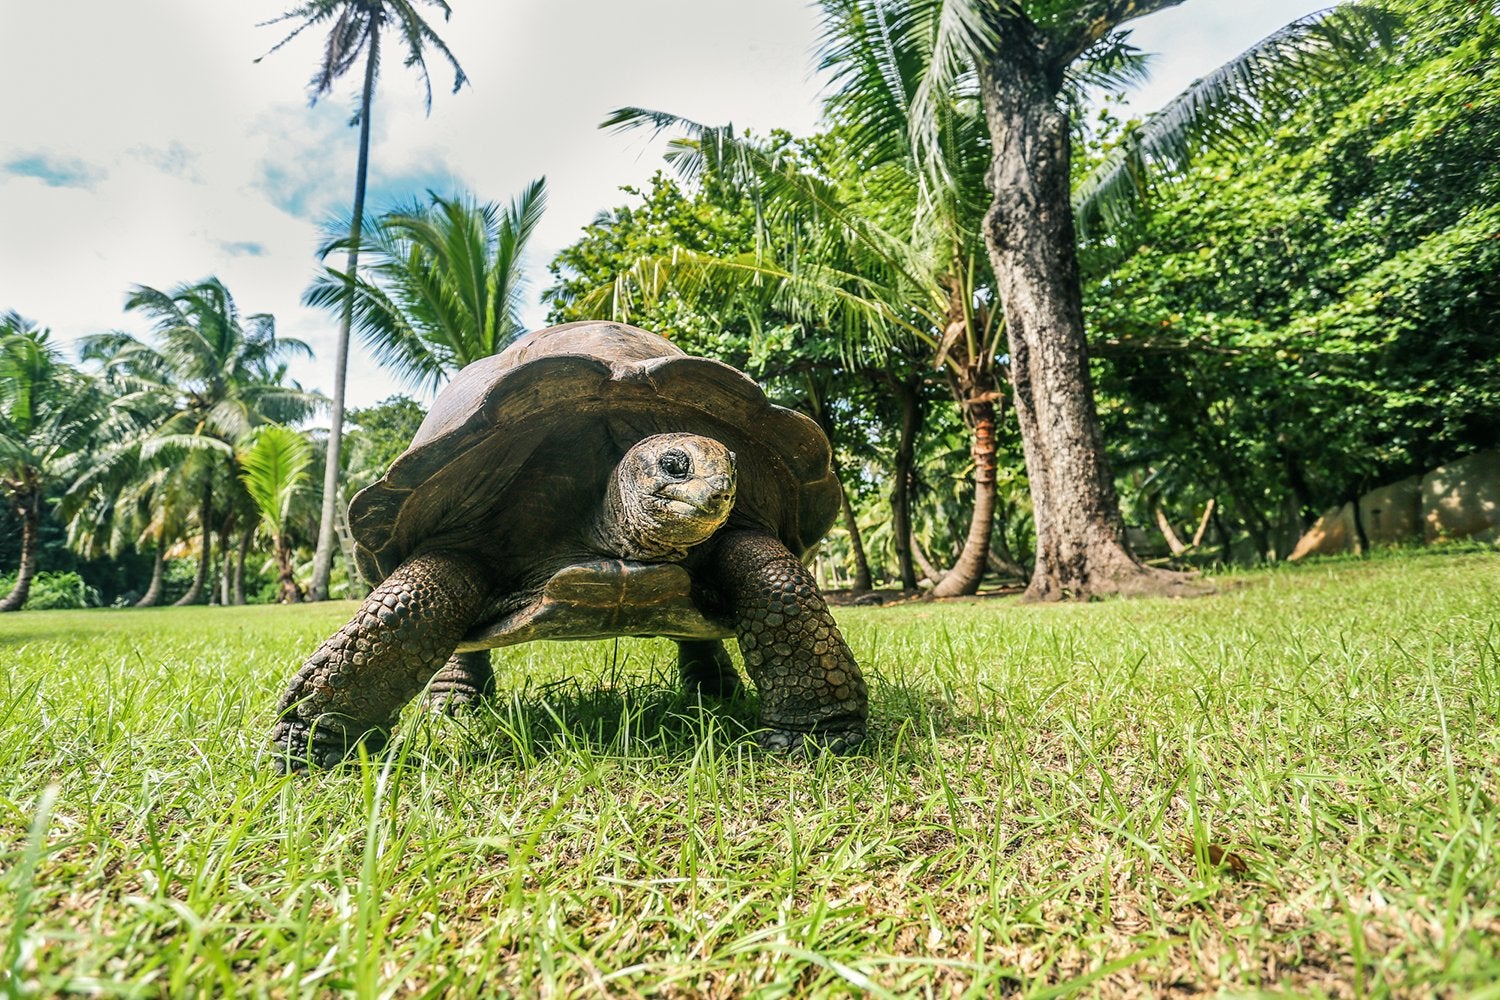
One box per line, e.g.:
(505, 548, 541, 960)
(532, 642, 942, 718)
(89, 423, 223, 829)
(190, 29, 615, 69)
(861, 0, 1392, 600)
(304, 181, 547, 393)
(259, 0, 468, 602)
(83, 278, 319, 605)
(0, 314, 101, 612)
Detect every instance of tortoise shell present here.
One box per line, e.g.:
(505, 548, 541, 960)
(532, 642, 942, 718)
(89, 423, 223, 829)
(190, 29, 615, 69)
(346, 321, 842, 649)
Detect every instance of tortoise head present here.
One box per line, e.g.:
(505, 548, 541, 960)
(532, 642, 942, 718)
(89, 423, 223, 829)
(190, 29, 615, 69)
(595, 433, 737, 561)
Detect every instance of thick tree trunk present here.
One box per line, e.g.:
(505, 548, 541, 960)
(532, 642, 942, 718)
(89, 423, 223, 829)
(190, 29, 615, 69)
(173, 478, 213, 606)
(977, 33, 1198, 601)
(885, 373, 922, 592)
(135, 540, 166, 608)
(309, 25, 381, 602)
(0, 486, 40, 612)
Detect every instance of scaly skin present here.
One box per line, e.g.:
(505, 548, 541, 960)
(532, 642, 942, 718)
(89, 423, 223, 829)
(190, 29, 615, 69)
(711, 530, 867, 753)
(677, 639, 743, 698)
(271, 550, 489, 771)
(426, 650, 495, 712)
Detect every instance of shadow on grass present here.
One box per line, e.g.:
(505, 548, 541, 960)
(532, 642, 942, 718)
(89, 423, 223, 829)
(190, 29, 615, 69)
(399, 665, 978, 768)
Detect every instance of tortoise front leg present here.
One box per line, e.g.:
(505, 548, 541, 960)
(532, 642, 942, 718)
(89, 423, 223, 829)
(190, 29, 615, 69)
(677, 639, 742, 698)
(270, 550, 490, 771)
(710, 530, 867, 753)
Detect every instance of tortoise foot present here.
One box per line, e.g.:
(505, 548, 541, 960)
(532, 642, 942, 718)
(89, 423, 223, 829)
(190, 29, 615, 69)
(678, 639, 743, 699)
(755, 723, 865, 757)
(424, 651, 495, 715)
(270, 716, 388, 773)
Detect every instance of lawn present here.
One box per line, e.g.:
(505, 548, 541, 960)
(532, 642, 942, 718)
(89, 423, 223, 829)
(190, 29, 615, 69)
(1, 548, 1497, 997)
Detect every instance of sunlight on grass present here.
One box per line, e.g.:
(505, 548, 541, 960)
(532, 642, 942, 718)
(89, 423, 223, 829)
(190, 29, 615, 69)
(0, 550, 1496, 996)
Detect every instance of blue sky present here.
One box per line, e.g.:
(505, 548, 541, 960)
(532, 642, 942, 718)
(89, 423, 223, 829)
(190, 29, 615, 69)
(0, 0, 1331, 412)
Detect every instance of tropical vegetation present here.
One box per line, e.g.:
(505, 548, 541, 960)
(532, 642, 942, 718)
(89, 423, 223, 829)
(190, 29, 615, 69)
(1, 0, 1494, 610)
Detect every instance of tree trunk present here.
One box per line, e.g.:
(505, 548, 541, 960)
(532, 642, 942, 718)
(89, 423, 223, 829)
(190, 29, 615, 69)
(835, 473, 873, 593)
(173, 477, 213, 606)
(909, 535, 945, 587)
(885, 373, 922, 592)
(275, 537, 302, 604)
(932, 375, 1000, 598)
(977, 32, 1197, 601)
(309, 24, 381, 602)
(233, 525, 253, 605)
(217, 520, 233, 605)
(135, 539, 166, 608)
(0, 484, 40, 612)
(1153, 497, 1188, 556)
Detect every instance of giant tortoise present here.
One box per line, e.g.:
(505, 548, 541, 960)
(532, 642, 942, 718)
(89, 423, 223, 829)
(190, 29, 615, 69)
(271, 321, 867, 768)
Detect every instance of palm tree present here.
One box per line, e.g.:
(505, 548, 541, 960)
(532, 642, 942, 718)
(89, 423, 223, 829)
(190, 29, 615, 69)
(0, 314, 101, 612)
(259, 0, 468, 602)
(304, 181, 547, 392)
(83, 278, 319, 605)
(595, 6, 1150, 597)
(239, 424, 315, 603)
(862, 0, 1392, 600)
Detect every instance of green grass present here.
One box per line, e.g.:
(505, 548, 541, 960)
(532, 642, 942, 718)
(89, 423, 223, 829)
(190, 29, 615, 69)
(1, 549, 1497, 997)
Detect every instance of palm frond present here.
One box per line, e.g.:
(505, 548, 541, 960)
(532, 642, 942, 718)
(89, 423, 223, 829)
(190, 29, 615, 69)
(1074, 3, 1400, 238)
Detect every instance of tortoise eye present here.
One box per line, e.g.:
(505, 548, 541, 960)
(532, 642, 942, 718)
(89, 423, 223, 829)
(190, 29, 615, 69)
(658, 448, 691, 479)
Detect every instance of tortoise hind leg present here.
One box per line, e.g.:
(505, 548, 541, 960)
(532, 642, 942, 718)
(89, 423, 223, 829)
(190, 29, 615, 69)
(270, 550, 490, 771)
(709, 530, 867, 753)
(677, 639, 742, 698)
(426, 650, 496, 713)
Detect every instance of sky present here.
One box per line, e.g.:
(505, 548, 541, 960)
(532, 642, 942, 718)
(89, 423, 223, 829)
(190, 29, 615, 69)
(0, 0, 1333, 414)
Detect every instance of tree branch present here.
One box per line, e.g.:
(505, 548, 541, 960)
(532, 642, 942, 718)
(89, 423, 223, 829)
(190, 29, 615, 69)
(1051, 0, 1189, 66)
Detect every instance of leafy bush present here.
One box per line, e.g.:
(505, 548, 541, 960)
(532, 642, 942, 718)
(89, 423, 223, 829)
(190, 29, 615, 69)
(0, 570, 101, 610)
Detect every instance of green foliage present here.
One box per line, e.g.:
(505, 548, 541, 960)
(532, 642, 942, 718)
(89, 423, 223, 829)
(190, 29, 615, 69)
(307, 182, 547, 393)
(239, 424, 314, 540)
(1088, 0, 1500, 555)
(0, 569, 100, 609)
(344, 395, 426, 490)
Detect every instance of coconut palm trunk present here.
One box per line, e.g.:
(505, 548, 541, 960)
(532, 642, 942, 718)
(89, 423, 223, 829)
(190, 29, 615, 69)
(0, 482, 40, 612)
(931, 380, 999, 597)
(174, 477, 214, 606)
(136, 540, 167, 608)
(309, 25, 380, 603)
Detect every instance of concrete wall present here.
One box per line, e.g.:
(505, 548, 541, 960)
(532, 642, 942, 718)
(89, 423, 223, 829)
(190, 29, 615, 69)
(1422, 449, 1500, 544)
(1288, 502, 1359, 560)
(1288, 449, 1500, 559)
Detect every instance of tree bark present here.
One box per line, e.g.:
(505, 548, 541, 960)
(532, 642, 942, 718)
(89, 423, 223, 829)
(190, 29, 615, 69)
(135, 539, 166, 608)
(173, 477, 214, 606)
(1153, 497, 1188, 556)
(977, 26, 1198, 601)
(835, 472, 873, 593)
(884, 372, 922, 592)
(275, 536, 303, 604)
(0, 484, 40, 613)
(932, 376, 1000, 598)
(309, 23, 381, 602)
(234, 525, 253, 605)
(217, 520, 233, 606)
